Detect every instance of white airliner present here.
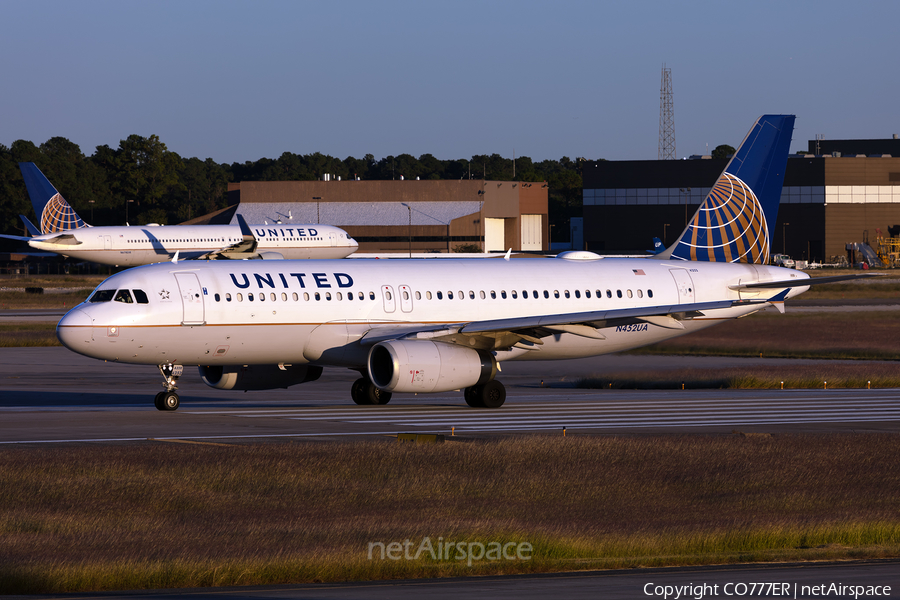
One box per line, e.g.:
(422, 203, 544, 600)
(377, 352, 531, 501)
(55, 115, 869, 411)
(0, 163, 358, 265)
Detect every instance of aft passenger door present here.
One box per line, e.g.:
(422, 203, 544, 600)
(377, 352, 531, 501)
(174, 272, 205, 325)
(669, 269, 695, 303)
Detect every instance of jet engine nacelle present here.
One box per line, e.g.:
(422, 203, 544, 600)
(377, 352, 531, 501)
(368, 340, 497, 393)
(199, 364, 322, 391)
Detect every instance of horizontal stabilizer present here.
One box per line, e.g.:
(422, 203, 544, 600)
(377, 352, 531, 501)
(0, 233, 32, 242)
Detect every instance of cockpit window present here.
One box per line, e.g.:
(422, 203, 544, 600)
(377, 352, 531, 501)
(133, 289, 149, 304)
(114, 289, 134, 304)
(89, 289, 116, 303)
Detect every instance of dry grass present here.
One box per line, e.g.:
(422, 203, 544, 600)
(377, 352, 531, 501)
(1, 435, 899, 592)
(0, 323, 59, 347)
(0, 290, 91, 311)
(578, 361, 900, 389)
(632, 311, 900, 361)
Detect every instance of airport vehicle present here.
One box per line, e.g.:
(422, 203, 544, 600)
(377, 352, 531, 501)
(57, 115, 861, 411)
(0, 163, 358, 265)
(771, 254, 795, 268)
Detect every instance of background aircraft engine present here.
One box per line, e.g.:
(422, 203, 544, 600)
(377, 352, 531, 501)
(199, 364, 323, 391)
(368, 340, 497, 393)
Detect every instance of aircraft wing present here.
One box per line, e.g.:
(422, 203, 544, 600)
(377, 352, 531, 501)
(196, 214, 263, 260)
(729, 273, 883, 290)
(360, 295, 778, 350)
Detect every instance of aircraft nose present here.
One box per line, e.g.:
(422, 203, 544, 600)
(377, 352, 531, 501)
(57, 308, 93, 350)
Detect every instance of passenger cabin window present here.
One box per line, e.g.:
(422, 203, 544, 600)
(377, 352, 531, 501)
(90, 289, 116, 303)
(114, 290, 133, 304)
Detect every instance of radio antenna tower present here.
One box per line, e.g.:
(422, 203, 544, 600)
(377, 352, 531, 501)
(659, 65, 675, 160)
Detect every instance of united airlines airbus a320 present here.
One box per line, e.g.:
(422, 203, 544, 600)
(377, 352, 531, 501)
(0, 163, 358, 265)
(56, 115, 864, 411)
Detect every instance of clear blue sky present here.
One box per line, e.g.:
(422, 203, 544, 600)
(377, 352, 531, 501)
(3, 0, 897, 165)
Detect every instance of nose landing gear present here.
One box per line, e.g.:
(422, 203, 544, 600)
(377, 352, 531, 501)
(155, 363, 183, 411)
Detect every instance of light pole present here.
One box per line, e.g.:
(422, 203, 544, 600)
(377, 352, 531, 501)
(312, 197, 321, 224)
(783, 222, 790, 255)
(663, 223, 670, 245)
(125, 199, 134, 224)
(679, 188, 691, 227)
(402, 203, 451, 254)
(400, 203, 412, 257)
(89, 200, 95, 223)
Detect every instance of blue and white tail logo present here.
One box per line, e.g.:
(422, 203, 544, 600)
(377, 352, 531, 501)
(19, 162, 87, 234)
(659, 114, 794, 264)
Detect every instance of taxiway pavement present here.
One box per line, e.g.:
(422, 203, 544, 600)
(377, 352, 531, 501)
(2, 348, 898, 444)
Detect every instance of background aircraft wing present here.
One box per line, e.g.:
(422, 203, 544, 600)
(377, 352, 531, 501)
(196, 214, 262, 260)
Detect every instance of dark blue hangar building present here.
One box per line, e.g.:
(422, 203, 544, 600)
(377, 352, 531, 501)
(582, 136, 900, 262)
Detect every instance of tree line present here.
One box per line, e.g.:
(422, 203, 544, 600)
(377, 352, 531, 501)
(0, 135, 588, 246)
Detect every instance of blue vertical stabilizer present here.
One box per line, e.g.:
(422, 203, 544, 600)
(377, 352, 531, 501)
(19, 162, 87, 234)
(658, 115, 795, 264)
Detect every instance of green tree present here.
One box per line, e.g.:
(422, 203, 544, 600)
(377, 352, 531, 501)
(712, 144, 735, 160)
(116, 134, 184, 207)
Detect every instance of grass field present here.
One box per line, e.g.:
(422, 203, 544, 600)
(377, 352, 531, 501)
(1, 435, 898, 593)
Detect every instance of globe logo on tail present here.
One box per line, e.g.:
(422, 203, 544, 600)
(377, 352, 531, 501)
(676, 172, 769, 264)
(41, 193, 86, 234)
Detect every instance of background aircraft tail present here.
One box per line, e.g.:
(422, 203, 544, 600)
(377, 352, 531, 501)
(656, 114, 795, 264)
(19, 162, 88, 234)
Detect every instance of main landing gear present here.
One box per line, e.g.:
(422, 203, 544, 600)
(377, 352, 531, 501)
(351, 377, 392, 405)
(464, 380, 506, 408)
(154, 363, 183, 411)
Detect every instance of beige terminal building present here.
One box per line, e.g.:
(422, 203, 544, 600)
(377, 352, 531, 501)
(221, 179, 549, 254)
